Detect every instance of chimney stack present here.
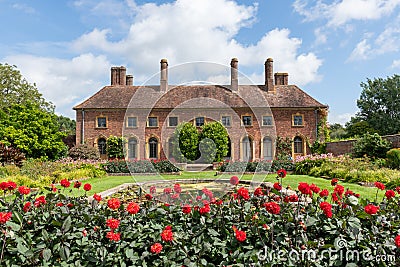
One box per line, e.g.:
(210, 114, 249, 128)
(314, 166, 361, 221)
(230, 58, 238, 91)
(274, 73, 288, 85)
(160, 58, 168, 91)
(110, 66, 127, 86)
(126, 75, 134, 86)
(265, 58, 275, 92)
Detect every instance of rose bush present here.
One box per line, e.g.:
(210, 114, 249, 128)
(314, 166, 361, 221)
(0, 173, 399, 266)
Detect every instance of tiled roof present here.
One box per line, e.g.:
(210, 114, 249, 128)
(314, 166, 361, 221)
(73, 84, 327, 110)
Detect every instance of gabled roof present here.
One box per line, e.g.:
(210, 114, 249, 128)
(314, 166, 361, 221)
(73, 84, 327, 110)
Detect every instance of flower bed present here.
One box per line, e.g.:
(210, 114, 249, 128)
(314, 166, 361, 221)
(0, 172, 399, 266)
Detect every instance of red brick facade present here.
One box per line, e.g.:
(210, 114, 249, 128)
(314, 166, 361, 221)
(74, 58, 328, 161)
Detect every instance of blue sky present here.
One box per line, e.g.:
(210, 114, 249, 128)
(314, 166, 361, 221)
(1, 0, 400, 125)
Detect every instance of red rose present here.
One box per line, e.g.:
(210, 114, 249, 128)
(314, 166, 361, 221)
(34, 196, 46, 207)
(145, 193, 153, 200)
(319, 202, 333, 218)
(74, 181, 82, 189)
(182, 204, 191, 214)
(93, 193, 102, 202)
(150, 186, 156, 194)
(235, 230, 246, 242)
(331, 192, 339, 203)
(298, 183, 311, 196)
(385, 190, 396, 199)
(106, 231, 120, 242)
(106, 218, 120, 229)
(202, 188, 214, 199)
(6, 181, 17, 191)
(396, 186, 400, 194)
(230, 176, 239, 185)
(277, 169, 287, 178)
(173, 183, 182, 193)
(18, 186, 30, 195)
(56, 202, 64, 207)
(364, 204, 379, 215)
(264, 202, 280, 214)
(199, 204, 211, 215)
(171, 193, 180, 199)
(374, 182, 385, 190)
(23, 202, 31, 212)
(331, 178, 339, 186)
(345, 189, 354, 196)
(288, 194, 299, 202)
(67, 203, 73, 208)
(254, 187, 263, 196)
(319, 189, 329, 197)
(237, 187, 250, 200)
(83, 183, 92, 191)
(273, 182, 282, 191)
(0, 212, 12, 224)
(333, 185, 344, 197)
(82, 229, 87, 237)
(163, 187, 172, 194)
(126, 202, 140, 215)
(310, 184, 320, 194)
(107, 198, 121, 210)
(164, 225, 172, 231)
(161, 229, 173, 242)
(0, 182, 7, 191)
(60, 179, 71, 188)
(150, 243, 163, 254)
(395, 235, 400, 248)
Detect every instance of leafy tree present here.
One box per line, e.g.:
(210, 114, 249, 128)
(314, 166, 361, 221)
(329, 123, 347, 140)
(0, 63, 54, 111)
(172, 122, 199, 162)
(199, 121, 229, 162)
(106, 136, 127, 159)
(0, 103, 67, 159)
(345, 117, 377, 138)
(352, 133, 391, 158)
(355, 74, 400, 135)
(57, 115, 76, 136)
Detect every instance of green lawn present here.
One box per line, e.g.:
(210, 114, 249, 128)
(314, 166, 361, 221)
(65, 171, 385, 201)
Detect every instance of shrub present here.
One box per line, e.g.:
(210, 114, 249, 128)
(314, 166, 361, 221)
(106, 136, 127, 159)
(0, 142, 25, 167)
(151, 160, 181, 173)
(352, 133, 391, 158)
(102, 160, 157, 174)
(68, 144, 100, 160)
(386, 148, 400, 169)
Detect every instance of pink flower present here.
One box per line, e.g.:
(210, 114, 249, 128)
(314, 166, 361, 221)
(230, 176, 239, 185)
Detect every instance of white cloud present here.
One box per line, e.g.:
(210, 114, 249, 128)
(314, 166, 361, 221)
(12, 3, 36, 14)
(391, 59, 400, 68)
(328, 112, 355, 125)
(293, 0, 400, 27)
(72, 0, 322, 86)
(2, 54, 111, 118)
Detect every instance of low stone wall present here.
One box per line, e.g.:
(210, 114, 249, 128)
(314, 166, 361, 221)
(326, 134, 400, 156)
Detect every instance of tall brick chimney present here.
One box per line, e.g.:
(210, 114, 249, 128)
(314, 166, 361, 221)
(274, 73, 288, 85)
(160, 58, 168, 92)
(126, 75, 134, 86)
(230, 58, 238, 91)
(264, 58, 275, 92)
(110, 66, 127, 86)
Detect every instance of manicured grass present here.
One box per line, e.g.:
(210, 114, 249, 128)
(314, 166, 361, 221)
(64, 171, 386, 201)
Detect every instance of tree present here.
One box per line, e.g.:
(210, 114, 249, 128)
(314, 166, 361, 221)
(0, 63, 54, 111)
(57, 115, 76, 136)
(106, 136, 127, 159)
(345, 118, 377, 138)
(355, 74, 400, 135)
(172, 122, 199, 162)
(0, 103, 67, 159)
(199, 121, 229, 162)
(329, 123, 347, 140)
(352, 133, 391, 158)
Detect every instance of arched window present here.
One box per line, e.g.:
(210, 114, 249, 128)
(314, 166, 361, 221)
(242, 136, 253, 161)
(98, 138, 107, 155)
(128, 137, 138, 159)
(263, 136, 273, 160)
(294, 136, 303, 154)
(149, 137, 158, 159)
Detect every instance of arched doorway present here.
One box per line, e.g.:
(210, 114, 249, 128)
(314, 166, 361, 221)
(149, 137, 158, 159)
(293, 136, 304, 158)
(97, 138, 107, 158)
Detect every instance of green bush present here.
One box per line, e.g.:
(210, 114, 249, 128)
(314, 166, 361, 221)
(352, 133, 391, 158)
(106, 136, 127, 159)
(102, 160, 183, 173)
(386, 148, 400, 169)
(68, 144, 100, 160)
(151, 160, 181, 173)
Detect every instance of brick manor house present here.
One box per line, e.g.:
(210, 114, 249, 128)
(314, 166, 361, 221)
(74, 58, 328, 161)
